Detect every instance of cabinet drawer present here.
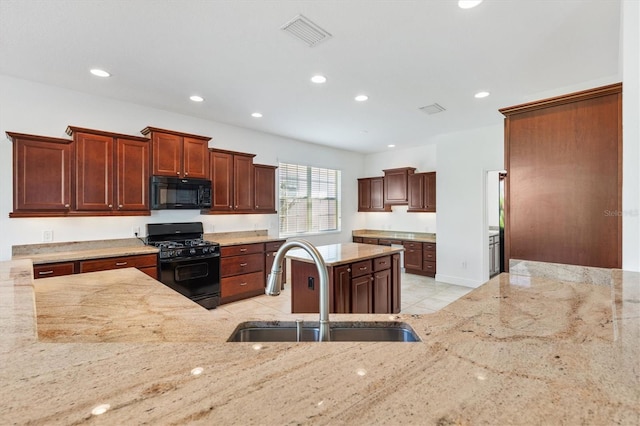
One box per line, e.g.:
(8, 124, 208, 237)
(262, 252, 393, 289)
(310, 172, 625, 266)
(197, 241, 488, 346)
(423, 243, 436, 251)
(80, 254, 157, 273)
(423, 251, 436, 262)
(377, 239, 391, 246)
(363, 238, 378, 245)
(221, 253, 264, 277)
(373, 255, 391, 271)
(351, 259, 373, 278)
(221, 271, 264, 299)
(221, 243, 264, 257)
(403, 241, 421, 250)
(265, 240, 286, 252)
(353, 237, 363, 243)
(423, 261, 436, 275)
(33, 262, 75, 279)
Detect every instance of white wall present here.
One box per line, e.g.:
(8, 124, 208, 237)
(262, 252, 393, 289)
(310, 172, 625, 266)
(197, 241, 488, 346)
(622, 0, 640, 271)
(486, 171, 501, 229)
(435, 125, 504, 287)
(0, 75, 365, 260)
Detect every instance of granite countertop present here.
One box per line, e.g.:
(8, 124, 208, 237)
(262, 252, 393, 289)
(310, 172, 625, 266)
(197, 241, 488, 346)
(287, 242, 404, 266)
(11, 238, 158, 264)
(1, 259, 638, 424)
(352, 229, 436, 243)
(204, 231, 284, 247)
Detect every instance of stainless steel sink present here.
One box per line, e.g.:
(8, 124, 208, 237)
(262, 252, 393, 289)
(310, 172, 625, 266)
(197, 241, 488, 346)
(227, 321, 421, 342)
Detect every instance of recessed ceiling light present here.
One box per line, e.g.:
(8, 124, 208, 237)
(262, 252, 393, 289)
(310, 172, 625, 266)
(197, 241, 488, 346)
(458, 0, 483, 9)
(251, 112, 263, 118)
(90, 68, 110, 78)
(189, 95, 204, 102)
(387, 144, 396, 148)
(310, 75, 327, 84)
(474, 91, 490, 98)
(355, 95, 369, 102)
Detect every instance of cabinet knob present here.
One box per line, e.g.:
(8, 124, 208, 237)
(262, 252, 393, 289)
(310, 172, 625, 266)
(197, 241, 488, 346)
(347, 268, 351, 272)
(176, 172, 180, 175)
(229, 205, 232, 208)
(185, 172, 188, 176)
(108, 204, 113, 208)
(64, 204, 70, 208)
(118, 204, 123, 209)
(240, 262, 248, 267)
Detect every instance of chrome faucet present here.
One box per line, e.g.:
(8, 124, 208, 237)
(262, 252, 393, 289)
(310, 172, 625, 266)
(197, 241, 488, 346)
(265, 239, 330, 342)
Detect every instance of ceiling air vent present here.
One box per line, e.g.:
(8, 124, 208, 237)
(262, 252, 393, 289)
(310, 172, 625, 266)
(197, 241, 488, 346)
(281, 14, 332, 47)
(419, 103, 446, 115)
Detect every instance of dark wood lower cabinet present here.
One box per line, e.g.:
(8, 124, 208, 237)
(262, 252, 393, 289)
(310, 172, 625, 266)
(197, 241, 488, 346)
(372, 268, 391, 313)
(351, 275, 372, 313)
(290, 252, 400, 314)
(33, 253, 158, 280)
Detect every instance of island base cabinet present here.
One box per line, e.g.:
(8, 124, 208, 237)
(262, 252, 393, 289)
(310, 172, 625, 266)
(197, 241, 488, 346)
(290, 253, 400, 314)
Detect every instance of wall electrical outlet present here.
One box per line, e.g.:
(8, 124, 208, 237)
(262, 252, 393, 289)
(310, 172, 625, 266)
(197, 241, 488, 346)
(132, 226, 141, 237)
(42, 230, 53, 243)
(461, 261, 468, 269)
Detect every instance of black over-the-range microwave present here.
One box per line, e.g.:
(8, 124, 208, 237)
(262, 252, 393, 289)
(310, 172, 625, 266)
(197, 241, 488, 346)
(150, 176, 212, 210)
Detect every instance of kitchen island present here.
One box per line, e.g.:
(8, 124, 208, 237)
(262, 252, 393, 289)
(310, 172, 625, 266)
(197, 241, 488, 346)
(1, 258, 638, 425)
(286, 242, 403, 314)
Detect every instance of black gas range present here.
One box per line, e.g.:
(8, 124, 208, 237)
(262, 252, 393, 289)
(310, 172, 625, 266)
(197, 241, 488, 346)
(146, 222, 220, 309)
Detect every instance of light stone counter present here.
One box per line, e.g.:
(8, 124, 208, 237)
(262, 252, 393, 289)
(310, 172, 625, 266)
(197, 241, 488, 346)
(286, 242, 404, 266)
(12, 238, 158, 264)
(352, 229, 436, 243)
(1, 258, 638, 425)
(204, 231, 284, 247)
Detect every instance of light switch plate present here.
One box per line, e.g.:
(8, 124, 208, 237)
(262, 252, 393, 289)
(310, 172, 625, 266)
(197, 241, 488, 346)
(42, 230, 53, 242)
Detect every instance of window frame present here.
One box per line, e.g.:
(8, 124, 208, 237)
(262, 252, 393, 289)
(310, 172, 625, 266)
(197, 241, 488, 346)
(277, 162, 341, 237)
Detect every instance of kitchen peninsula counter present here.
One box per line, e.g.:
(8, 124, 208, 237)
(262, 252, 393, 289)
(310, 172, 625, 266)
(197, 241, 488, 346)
(286, 242, 404, 266)
(1, 258, 638, 425)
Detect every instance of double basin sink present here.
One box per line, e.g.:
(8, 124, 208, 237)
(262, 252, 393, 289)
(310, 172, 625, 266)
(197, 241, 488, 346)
(228, 321, 421, 342)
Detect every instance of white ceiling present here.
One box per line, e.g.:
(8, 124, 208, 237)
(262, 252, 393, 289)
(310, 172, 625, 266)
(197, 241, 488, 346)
(0, 0, 621, 153)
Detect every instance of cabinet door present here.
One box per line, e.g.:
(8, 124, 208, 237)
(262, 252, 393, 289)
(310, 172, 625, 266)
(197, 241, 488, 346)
(357, 179, 371, 211)
(351, 274, 372, 313)
(11, 135, 72, 212)
(182, 137, 209, 179)
(254, 165, 276, 212)
(116, 137, 149, 211)
(407, 173, 425, 210)
(424, 172, 436, 212)
(151, 132, 182, 177)
(370, 177, 386, 210)
(383, 167, 415, 205)
(75, 132, 114, 211)
(333, 264, 351, 313)
(372, 268, 391, 313)
(403, 242, 423, 270)
(234, 154, 254, 211)
(210, 151, 233, 211)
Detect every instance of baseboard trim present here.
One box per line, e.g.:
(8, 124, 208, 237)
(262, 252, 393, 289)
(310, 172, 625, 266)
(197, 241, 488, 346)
(435, 273, 484, 288)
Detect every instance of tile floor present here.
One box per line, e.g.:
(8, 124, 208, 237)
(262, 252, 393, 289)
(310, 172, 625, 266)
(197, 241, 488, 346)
(210, 271, 473, 317)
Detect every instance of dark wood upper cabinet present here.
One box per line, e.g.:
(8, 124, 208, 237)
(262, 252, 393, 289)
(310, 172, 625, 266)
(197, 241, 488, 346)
(141, 127, 210, 179)
(116, 137, 150, 211)
(383, 167, 416, 205)
(358, 177, 389, 212)
(7, 132, 73, 215)
(209, 149, 256, 213)
(408, 172, 436, 212)
(234, 154, 254, 211)
(254, 164, 277, 213)
(500, 83, 622, 269)
(67, 126, 150, 214)
(73, 131, 114, 211)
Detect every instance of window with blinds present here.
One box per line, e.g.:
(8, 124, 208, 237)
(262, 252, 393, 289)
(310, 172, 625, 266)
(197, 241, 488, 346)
(278, 162, 341, 236)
